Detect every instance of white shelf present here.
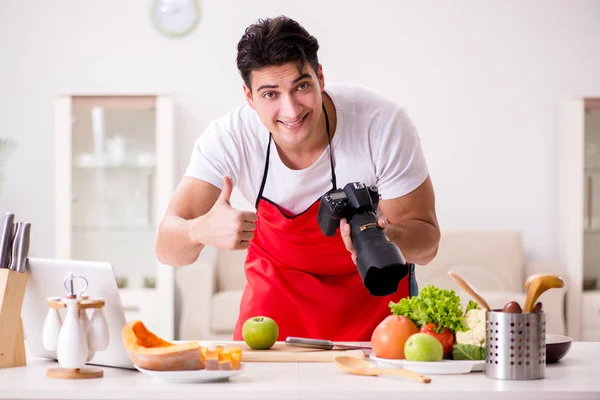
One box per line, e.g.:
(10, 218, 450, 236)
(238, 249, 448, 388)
(72, 226, 154, 233)
(55, 94, 175, 340)
(73, 162, 155, 172)
(73, 153, 156, 171)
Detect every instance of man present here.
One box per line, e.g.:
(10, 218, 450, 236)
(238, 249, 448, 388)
(156, 15, 440, 341)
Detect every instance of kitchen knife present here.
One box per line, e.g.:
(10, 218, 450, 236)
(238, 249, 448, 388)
(0, 213, 15, 269)
(9, 222, 30, 273)
(18, 222, 30, 273)
(285, 337, 372, 351)
(8, 222, 22, 271)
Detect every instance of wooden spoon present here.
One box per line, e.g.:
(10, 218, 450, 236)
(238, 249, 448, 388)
(334, 356, 431, 383)
(448, 271, 491, 311)
(523, 274, 565, 313)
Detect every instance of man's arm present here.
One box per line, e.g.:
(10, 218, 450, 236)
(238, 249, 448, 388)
(377, 175, 440, 265)
(155, 177, 221, 267)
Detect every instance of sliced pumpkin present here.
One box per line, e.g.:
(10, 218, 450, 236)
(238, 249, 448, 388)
(121, 320, 204, 371)
(219, 347, 242, 370)
(200, 345, 242, 370)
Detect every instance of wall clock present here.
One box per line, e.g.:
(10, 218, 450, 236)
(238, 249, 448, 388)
(151, 0, 200, 37)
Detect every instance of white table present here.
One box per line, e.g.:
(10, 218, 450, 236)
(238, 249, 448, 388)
(1, 342, 599, 400)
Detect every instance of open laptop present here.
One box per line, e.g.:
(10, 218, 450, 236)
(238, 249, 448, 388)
(22, 257, 135, 369)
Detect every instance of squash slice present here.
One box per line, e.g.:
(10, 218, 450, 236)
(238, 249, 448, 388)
(121, 320, 204, 371)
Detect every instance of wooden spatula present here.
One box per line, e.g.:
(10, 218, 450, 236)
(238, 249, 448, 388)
(523, 274, 564, 313)
(448, 271, 491, 311)
(334, 356, 431, 383)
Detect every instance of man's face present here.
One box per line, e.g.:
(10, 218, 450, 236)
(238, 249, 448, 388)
(243, 62, 325, 150)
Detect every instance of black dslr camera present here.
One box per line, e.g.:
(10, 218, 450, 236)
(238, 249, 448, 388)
(317, 182, 408, 296)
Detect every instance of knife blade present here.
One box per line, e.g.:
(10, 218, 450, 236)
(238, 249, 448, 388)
(0, 213, 15, 269)
(285, 336, 372, 351)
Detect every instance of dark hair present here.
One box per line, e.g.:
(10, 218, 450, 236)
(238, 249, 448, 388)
(236, 16, 320, 90)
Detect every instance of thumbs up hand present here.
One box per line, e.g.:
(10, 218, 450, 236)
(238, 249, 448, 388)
(217, 175, 234, 205)
(198, 176, 257, 250)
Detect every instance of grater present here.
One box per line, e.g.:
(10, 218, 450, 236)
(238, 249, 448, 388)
(484, 310, 546, 380)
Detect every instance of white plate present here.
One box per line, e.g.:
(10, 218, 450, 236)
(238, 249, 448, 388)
(370, 354, 484, 375)
(134, 365, 244, 383)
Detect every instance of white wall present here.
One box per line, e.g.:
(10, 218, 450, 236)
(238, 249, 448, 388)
(1, 0, 600, 264)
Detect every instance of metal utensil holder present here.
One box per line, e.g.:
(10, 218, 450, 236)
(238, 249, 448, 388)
(485, 310, 545, 380)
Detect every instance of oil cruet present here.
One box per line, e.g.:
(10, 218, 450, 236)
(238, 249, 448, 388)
(55, 273, 89, 369)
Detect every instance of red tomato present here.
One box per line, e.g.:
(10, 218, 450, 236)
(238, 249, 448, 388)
(371, 315, 419, 359)
(419, 323, 454, 357)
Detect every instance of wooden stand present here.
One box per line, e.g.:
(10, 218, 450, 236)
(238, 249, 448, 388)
(47, 366, 103, 379)
(47, 298, 105, 310)
(46, 297, 106, 379)
(0, 268, 28, 369)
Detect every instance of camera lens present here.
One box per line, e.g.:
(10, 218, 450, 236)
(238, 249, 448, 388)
(348, 212, 408, 296)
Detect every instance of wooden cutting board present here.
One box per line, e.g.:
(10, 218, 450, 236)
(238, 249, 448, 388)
(208, 341, 366, 362)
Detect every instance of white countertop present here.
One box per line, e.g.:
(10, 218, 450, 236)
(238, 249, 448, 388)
(1, 342, 599, 400)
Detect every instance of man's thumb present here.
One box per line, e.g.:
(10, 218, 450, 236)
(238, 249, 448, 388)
(218, 176, 233, 204)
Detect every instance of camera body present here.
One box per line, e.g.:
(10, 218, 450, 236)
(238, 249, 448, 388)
(317, 182, 409, 296)
(317, 182, 380, 237)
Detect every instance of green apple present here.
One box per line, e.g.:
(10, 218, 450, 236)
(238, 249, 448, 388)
(404, 333, 444, 362)
(241, 316, 278, 350)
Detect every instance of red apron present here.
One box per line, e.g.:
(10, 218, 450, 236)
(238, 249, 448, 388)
(233, 106, 411, 341)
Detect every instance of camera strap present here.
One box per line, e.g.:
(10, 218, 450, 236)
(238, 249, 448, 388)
(256, 103, 336, 209)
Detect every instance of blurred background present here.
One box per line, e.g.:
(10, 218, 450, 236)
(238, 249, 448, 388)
(1, 0, 599, 340)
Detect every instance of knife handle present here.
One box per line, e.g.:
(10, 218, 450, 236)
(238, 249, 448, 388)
(9, 223, 22, 271)
(17, 223, 30, 272)
(0, 213, 15, 269)
(285, 337, 335, 350)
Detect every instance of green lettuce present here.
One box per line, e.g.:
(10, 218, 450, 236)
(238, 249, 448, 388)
(465, 300, 480, 313)
(389, 284, 470, 334)
(452, 344, 486, 360)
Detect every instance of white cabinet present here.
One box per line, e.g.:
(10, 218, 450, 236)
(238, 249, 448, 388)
(582, 291, 600, 341)
(54, 94, 175, 339)
(559, 98, 600, 340)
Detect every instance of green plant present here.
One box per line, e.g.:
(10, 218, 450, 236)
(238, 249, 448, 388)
(0, 137, 16, 189)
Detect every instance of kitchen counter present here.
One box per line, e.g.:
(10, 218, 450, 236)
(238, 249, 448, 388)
(1, 342, 599, 400)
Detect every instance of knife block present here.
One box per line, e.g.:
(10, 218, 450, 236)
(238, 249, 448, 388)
(0, 268, 28, 369)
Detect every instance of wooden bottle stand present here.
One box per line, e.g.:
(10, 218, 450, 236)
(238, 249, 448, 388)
(46, 297, 106, 379)
(0, 268, 28, 369)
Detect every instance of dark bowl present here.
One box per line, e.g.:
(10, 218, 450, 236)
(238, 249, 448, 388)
(546, 334, 573, 364)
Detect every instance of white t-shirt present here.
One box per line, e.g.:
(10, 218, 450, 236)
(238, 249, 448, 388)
(184, 82, 429, 215)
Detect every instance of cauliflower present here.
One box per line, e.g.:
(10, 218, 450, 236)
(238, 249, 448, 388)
(455, 309, 486, 346)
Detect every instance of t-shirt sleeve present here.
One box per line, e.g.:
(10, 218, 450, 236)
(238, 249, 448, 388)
(374, 108, 429, 200)
(183, 119, 240, 190)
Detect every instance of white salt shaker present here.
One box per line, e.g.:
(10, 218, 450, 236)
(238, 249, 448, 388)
(79, 309, 96, 361)
(89, 301, 109, 351)
(56, 298, 88, 369)
(42, 297, 63, 351)
(77, 295, 95, 361)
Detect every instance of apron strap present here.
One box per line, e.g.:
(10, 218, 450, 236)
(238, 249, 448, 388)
(255, 135, 273, 209)
(322, 102, 337, 190)
(255, 102, 335, 209)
